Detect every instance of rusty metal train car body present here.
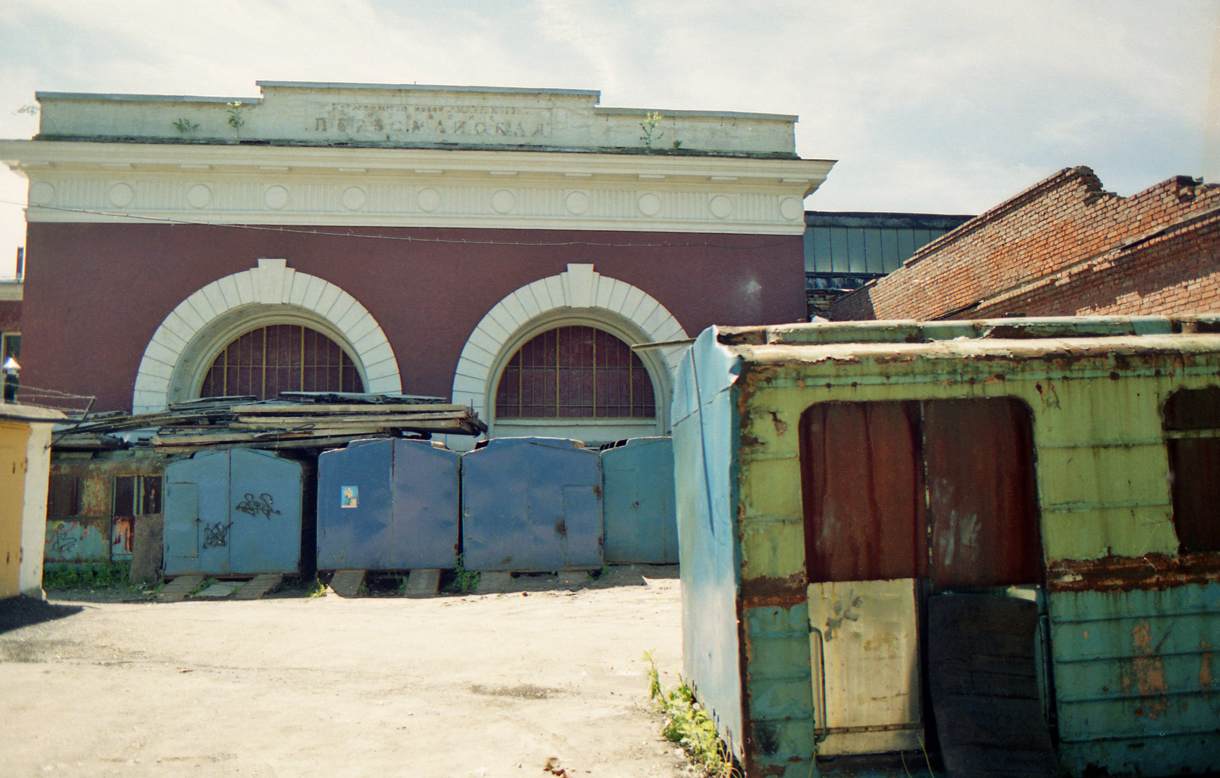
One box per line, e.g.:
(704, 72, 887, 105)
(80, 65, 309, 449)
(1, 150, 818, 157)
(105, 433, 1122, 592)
(672, 316, 1220, 777)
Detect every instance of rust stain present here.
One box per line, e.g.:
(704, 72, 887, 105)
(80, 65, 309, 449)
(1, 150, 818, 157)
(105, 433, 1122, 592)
(740, 574, 806, 608)
(1201, 639, 1215, 691)
(1047, 552, 1220, 593)
(769, 411, 788, 436)
(1124, 620, 1170, 719)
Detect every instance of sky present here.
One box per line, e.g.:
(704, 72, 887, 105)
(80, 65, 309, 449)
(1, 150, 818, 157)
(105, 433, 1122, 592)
(1, 0, 1217, 279)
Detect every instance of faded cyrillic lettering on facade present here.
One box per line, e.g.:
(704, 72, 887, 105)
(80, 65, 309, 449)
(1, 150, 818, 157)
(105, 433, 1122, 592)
(308, 103, 552, 140)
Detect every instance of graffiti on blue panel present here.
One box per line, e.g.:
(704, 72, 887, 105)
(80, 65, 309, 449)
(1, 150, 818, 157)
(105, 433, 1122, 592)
(45, 520, 109, 562)
(202, 521, 232, 549)
(49, 522, 80, 555)
(235, 493, 280, 519)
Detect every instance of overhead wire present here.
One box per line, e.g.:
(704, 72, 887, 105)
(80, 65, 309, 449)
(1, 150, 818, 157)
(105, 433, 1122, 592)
(0, 199, 803, 252)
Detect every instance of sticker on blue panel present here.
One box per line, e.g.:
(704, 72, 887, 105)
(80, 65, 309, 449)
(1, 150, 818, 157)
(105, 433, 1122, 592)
(341, 485, 358, 508)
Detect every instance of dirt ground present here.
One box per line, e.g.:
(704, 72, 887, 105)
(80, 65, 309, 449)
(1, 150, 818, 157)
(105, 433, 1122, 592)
(0, 568, 689, 778)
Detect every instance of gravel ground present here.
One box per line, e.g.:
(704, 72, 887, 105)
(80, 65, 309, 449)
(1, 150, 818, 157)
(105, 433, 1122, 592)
(0, 567, 689, 778)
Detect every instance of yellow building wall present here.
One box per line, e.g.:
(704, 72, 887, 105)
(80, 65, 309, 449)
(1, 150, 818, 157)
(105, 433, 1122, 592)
(0, 420, 32, 599)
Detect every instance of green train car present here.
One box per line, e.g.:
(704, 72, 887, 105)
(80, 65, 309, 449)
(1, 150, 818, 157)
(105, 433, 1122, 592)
(673, 316, 1220, 778)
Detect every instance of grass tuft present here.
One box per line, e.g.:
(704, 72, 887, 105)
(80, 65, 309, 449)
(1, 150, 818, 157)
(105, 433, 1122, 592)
(441, 554, 480, 594)
(305, 576, 328, 598)
(645, 653, 742, 778)
(43, 561, 133, 592)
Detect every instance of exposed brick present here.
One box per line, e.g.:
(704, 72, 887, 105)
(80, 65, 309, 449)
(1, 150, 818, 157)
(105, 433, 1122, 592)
(832, 168, 1220, 320)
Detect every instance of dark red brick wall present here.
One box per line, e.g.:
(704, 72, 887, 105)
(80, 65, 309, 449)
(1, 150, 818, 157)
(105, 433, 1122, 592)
(832, 168, 1220, 321)
(0, 300, 20, 332)
(21, 223, 805, 412)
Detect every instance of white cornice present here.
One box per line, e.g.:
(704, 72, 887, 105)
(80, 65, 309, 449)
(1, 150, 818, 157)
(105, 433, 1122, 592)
(0, 141, 833, 235)
(0, 282, 22, 302)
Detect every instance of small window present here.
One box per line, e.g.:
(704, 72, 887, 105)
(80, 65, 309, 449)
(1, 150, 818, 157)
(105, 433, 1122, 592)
(1163, 388, 1220, 553)
(114, 475, 162, 517)
(48, 473, 82, 518)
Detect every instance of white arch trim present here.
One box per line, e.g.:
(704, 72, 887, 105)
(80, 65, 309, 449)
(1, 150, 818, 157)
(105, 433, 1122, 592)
(132, 258, 401, 413)
(451, 263, 689, 419)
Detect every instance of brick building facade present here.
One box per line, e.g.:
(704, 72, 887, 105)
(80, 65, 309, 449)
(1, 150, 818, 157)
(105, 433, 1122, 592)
(0, 81, 832, 448)
(832, 167, 1220, 321)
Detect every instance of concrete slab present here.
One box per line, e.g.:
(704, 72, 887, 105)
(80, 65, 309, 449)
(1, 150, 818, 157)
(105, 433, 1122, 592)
(476, 571, 511, 595)
(329, 569, 365, 598)
(405, 568, 440, 599)
(194, 581, 240, 599)
(156, 574, 203, 602)
(235, 573, 282, 600)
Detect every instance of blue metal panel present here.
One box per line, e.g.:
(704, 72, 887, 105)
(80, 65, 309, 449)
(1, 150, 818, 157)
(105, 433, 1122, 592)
(1049, 582, 1220, 776)
(601, 437, 678, 564)
(164, 449, 303, 576)
(227, 448, 303, 575)
(461, 437, 601, 571)
(164, 450, 227, 575)
(44, 519, 111, 563)
(317, 439, 459, 570)
(317, 439, 394, 570)
(391, 440, 459, 569)
(671, 328, 746, 760)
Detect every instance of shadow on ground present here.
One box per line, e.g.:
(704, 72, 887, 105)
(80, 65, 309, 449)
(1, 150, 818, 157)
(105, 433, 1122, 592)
(0, 596, 83, 635)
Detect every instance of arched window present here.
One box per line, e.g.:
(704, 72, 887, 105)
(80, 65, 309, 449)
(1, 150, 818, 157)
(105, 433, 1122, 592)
(199, 324, 363, 400)
(495, 326, 655, 419)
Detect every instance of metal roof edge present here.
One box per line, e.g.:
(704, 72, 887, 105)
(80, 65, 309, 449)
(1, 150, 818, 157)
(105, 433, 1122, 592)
(255, 80, 602, 98)
(594, 106, 799, 122)
(36, 91, 261, 105)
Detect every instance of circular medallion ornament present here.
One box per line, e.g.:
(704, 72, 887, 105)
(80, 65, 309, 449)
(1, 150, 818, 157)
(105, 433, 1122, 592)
(341, 186, 366, 211)
(637, 193, 662, 217)
(29, 182, 55, 206)
(565, 191, 590, 215)
(417, 188, 441, 213)
(264, 185, 289, 210)
(709, 195, 733, 220)
(491, 189, 515, 214)
(780, 197, 802, 221)
(108, 183, 135, 208)
(187, 184, 212, 209)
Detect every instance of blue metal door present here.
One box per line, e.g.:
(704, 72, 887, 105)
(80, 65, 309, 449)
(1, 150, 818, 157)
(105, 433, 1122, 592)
(227, 448, 303, 574)
(602, 437, 678, 564)
(164, 450, 230, 575)
(462, 438, 602, 571)
(391, 440, 459, 570)
(317, 439, 394, 570)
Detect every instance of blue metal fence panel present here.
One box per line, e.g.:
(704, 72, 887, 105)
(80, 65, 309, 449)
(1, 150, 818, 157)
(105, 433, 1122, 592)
(462, 437, 602, 571)
(601, 437, 678, 564)
(317, 439, 459, 570)
(317, 439, 394, 570)
(163, 449, 303, 576)
(164, 449, 226, 575)
(1049, 582, 1220, 776)
(671, 329, 747, 761)
(44, 519, 111, 564)
(391, 440, 460, 569)
(228, 449, 303, 574)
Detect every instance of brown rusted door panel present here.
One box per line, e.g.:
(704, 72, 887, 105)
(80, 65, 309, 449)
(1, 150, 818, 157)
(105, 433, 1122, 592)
(923, 399, 1042, 590)
(1163, 388, 1220, 553)
(801, 398, 1039, 587)
(800, 401, 927, 583)
(927, 594, 1058, 778)
(1167, 439, 1220, 552)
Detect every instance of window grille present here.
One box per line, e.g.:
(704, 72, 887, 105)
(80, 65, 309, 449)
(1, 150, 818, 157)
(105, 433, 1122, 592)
(199, 324, 362, 400)
(495, 326, 655, 419)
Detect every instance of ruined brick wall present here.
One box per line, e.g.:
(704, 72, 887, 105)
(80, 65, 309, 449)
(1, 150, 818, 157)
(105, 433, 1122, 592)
(832, 168, 1220, 321)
